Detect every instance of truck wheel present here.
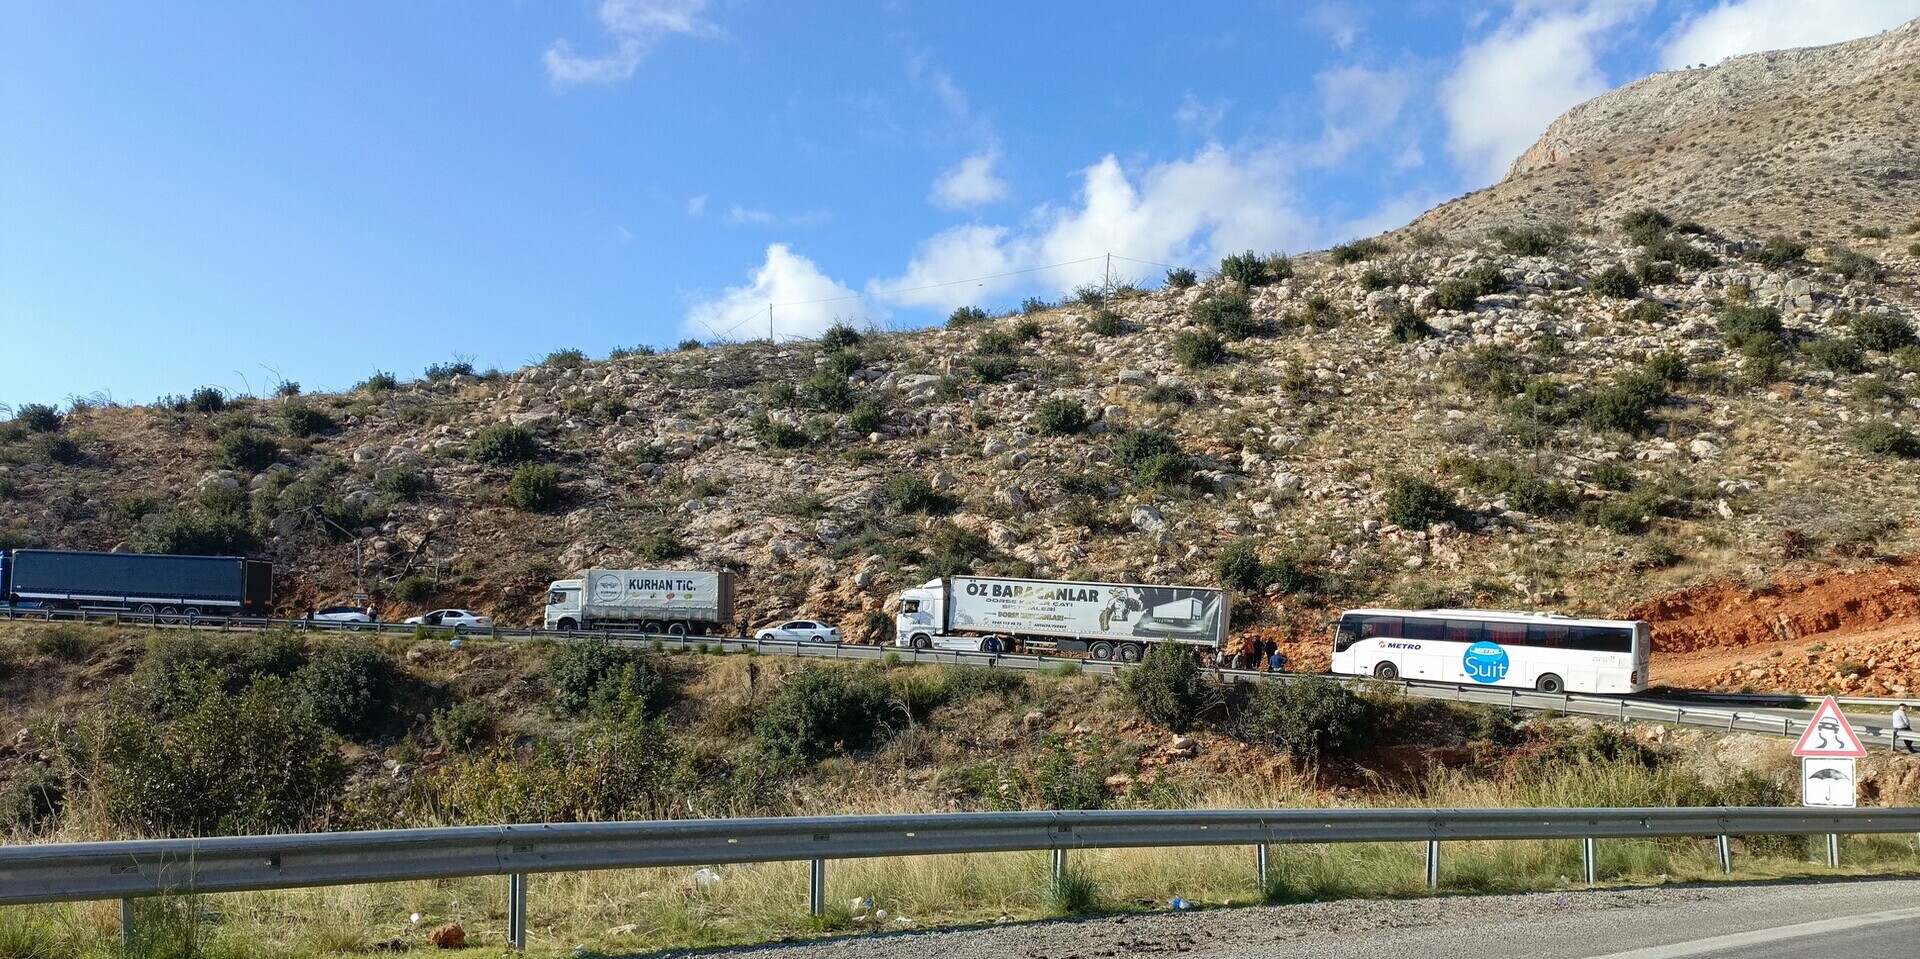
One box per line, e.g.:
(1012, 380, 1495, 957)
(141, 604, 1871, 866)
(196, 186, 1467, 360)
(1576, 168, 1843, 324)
(137, 604, 156, 618)
(668, 623, 689, 637)
(159, 606, 180, 624)
(911, 633, 932, 650)
(1090, 642, 1115, 661)
(183, 607, 201, 622)
(642, 621, 664, 635)
(557, 618, 578, 632)
(1118, 643, 1144, 663)
(1373, 662, 1399, 681)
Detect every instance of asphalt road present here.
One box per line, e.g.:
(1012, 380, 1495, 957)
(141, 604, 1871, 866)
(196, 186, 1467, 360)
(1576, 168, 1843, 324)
(674, 878, 1920, 959)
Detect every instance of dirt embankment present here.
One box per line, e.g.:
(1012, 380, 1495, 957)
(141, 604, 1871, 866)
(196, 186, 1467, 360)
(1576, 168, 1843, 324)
(1629, 559, 1920, 695)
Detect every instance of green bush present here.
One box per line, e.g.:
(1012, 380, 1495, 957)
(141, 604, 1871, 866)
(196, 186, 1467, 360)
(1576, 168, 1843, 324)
(433, 700, 497, 751)
(1718, 303, 1785, 351)
(1434, 280, 1479, 312)
(1645, 352, 1689, 385)
(425, 358, 475, 381)
(1142, 382, 1197, 406)
(1116, 642, 1205, 733)
(1491, 224, 1564, 256)
(1852, 421, 1920, 458)
(1164, 267, 1197, 289)
(1577, 372, 1669, 435)
(470, 423, 538, 465)
(1113, 429, 1190, 487)
(1013, 318, 1043, 341)
(755, 666, 893, 762)
(38, 435, 84, 466)
(12, 403, 60, 432)
(1451, 457, 1576, 516)
(216, 431, 280, 472)
(130, 508, 258, 556)
(358, 371, 398, 392)
(802, 369, 857, 412)
(1172, 330, 1228, 367)
(1805, 338, 1866, 374)
(1236, 677, 1373, 764)
(676, 338, 704, 351)
(1034, 744, 1106, 810)
(634, 532, 685, 562)
(1330, 238, 1389, 264)
(1847, 312, 1915, 352)
(821, 350, 861, 377)
(280, 404, 337, 437)
(1034, 398, 1088, 436)
(819, 323, 863, 351)
(1645, 236, 1719, 269)
(947, 306, 989, 328)
(507, 464, 564, 511)
(1387, 307, 1433, 343)
(753, 415, 807, 449)
(1219, 250, 1289, 286)
(1633, 259, 1678, 286)
(1828, 248, 1882, 283)
(1, 765, 63, 834)
(1215, 540, 1270, 592)
(967, 353, 1020, 382)
(885, 474, 948, 514)
(1191, 290, 1261, 339)
(391, 575, 436, 604)
(76, 678, 346, 836)
(377, 466, 428, 500)
(546, 643, 672, 717)
(1742, 235, 1806, 268)
(1619, 207, 1672, 244)
(1385, 476, 1453, 529)
(295, 639, 401, 740)
(1589, 265, 1641, 299)
(542, 348, 586, 369)
(847, 399, 886, 435)
(1085, 307, 1126, 335)
(185, 386, 227, 413)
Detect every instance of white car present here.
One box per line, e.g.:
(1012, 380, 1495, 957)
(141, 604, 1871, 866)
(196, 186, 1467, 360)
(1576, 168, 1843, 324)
(309, 605, 375, 629)
(756, 620, 843, 644)
(404, 608, 493, 632)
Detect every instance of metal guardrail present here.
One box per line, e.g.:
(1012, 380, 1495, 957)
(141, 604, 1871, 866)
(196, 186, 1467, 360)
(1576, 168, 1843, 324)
(1, 607, 1899, 746)
(3, 807, 1917, 948)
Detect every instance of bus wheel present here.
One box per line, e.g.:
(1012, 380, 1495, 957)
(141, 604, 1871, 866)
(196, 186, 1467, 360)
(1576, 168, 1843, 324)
(1373, 662, 1399, 681)
(1118, 643, 1144, 663)
(911, 634, 933, 650)
(1090, 642, 1115, 661)
(1535, 673, 1564, 694)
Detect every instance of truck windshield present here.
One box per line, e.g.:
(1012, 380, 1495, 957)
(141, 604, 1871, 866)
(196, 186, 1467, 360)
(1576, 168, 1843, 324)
(547, 590, 571, 606)
(901, 599, 919, 613)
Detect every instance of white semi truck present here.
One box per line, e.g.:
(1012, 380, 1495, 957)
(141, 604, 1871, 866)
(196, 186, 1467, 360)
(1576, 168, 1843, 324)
(545, 568, 737, 635)
(893, 575, 1229, 662)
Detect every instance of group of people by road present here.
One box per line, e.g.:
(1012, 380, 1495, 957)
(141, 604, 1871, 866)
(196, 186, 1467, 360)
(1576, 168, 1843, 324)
(1204, 636, 1287, 673)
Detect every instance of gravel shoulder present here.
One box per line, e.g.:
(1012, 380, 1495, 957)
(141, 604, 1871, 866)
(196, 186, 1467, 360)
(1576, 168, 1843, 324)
(650, 877, 1920, 959)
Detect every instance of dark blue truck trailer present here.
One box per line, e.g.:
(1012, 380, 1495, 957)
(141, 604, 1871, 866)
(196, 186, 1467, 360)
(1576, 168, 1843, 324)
(0, 549, 272, 619)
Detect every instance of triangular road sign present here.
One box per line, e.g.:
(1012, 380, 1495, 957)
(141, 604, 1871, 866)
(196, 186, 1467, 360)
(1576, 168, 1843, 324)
(1793, 696, 1869, 758)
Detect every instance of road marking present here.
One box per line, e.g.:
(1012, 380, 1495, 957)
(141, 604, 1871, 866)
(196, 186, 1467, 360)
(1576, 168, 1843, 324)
(1590, 904, 1920, 958)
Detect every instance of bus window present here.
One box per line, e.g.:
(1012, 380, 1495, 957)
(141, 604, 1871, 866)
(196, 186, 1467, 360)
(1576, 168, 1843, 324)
(1397, 618, 1443, 641)
(1443, 619, 1482, 643)
(1484, 622, 1526, 646)
(1528, 623, 1570, 648)
(1334, 618, 1364, 652)
(1567, 625, 1632, 653)
(1362, 616, 1402, 639)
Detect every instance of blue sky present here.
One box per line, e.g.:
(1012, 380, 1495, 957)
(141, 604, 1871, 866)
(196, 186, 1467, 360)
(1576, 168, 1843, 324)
(5, 0, 1918, 406)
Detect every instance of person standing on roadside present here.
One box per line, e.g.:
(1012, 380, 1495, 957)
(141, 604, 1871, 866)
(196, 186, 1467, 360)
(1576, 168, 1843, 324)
(1894, 704, 1916, 753)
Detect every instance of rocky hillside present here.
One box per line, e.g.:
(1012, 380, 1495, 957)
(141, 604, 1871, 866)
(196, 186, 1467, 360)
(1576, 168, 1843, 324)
(5, 25, 1920, 692)
(1413, 17, 1920, 238)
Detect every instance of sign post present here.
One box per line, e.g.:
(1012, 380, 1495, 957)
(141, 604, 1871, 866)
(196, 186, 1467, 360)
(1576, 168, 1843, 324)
(1795, 696, 1865, 811)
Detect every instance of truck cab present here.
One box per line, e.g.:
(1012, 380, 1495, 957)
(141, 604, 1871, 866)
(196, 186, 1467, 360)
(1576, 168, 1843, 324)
(894, 579, 944, 648)
(545, 579, 584, 630)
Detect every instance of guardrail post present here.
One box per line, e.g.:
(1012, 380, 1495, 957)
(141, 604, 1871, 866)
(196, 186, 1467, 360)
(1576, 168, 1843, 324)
(1718, 835, 1732, 874)
(1827, 834, 1840, 868)
(1051, 847, 1067, 889)
(1425, 841, 1440, 888)
(119, 898, 135, 948)
(809, 859, 826, 916)
(1582, 838, 1598, 885)
(507, 872, 528, 950)
(1255, 843, 1270, 890)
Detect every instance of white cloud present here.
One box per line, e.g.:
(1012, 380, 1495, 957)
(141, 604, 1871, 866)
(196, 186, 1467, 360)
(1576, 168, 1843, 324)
(1312, 65, 1413, 165)
(682, 244, 879, 341)
(1304, 3, 1363, 51)
(1440, 0, 1655, 185)
(724, 205, 829, 229)
(1173, 94, 1229, 136)
(685, 195, 708, 217)
(1660, 0, 1920, 68)
(930, 148, 1010, 210)
(869, 145, 1312, 312)
(545, 0, 721, 86)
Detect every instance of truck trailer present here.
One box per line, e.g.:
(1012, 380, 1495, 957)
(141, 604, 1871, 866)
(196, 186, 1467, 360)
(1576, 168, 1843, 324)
(545, 568, 737, 635)
(0, 549, 273, 620)
(893, 575, 1229, 661)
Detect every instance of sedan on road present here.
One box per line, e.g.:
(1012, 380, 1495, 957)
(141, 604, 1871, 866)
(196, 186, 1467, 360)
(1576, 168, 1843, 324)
(755, 620, 843, 644)
(309, 605, 375, 629)
(404, 609, 493, 632)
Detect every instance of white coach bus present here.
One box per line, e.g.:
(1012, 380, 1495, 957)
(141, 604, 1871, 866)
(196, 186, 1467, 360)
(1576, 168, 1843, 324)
(1329, 608, 1651, 695)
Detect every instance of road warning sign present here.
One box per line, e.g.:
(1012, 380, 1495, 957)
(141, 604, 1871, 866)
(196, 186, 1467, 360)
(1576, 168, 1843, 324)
(1803, 757, 1857, 807)
(1793, 696, 1869, 759)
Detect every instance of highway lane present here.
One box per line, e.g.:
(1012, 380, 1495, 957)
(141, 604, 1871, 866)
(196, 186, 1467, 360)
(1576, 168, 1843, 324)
(681, 878, 1920, 959)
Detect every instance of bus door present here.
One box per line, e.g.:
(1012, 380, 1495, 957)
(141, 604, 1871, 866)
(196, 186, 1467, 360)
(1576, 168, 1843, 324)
(1396, 618, 1447, 679)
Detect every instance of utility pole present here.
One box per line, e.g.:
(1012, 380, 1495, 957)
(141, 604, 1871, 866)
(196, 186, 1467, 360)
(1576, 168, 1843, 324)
(1104, 253, 1112, 292)
(768, 303, 774, 343)
(311, 508, 367, 606)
